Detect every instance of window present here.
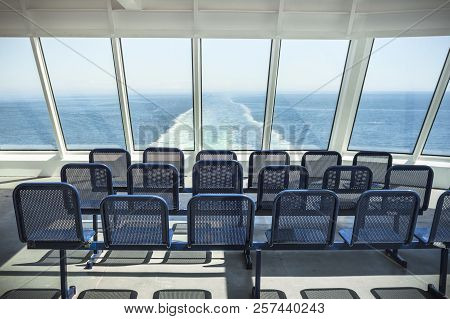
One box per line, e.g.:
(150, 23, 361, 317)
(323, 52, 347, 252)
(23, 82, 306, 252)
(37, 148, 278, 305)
(201, 39, 271, 150)
(121, 38, 194, 150)
(0, 38, 56, 150)
(271, 40, 349, 150)
(423, 81, 450, 156)
(41, 38, 125, 150)
(349, 36, 450, 153)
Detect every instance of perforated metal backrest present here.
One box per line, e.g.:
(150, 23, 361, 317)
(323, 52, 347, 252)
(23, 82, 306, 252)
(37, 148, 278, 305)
(143, 147, 185, 188)
(61, 163, 113, 211)
(13, 183, 85, 243)
(428, 191, 450, 243)
(101, 195, 170, 248)
(192, 160, 243, 195)
(248, 151, 290, 189)
(127, 163, 179, 212)
(196, 150, 237, 162)
(269, 190, 338, 245)
(350, 190, 419, 245)
(301, 151, 342, 189)
(256, 165, 309, 211)
(89, 148, 131, 188)
(353, 151, 392, 188)
(385, 165, 433, 212)
(323, 166, 372, 193)
(187, 194, 255, 247)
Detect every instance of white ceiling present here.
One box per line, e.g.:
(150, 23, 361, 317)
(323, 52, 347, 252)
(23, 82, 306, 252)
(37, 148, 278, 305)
(0, 0, 449, 38)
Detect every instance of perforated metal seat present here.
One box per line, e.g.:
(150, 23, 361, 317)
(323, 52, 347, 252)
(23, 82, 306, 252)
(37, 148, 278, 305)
(385, 165, 434, 214)
(192, 160, 243, 195)
(187, 194, 255, 248)
(143, 147, 185, 189)
(301, 151, 342, 189)
(196, 150, 237, 162)
(415, 190, 450, 244)
(339, 190, 419, 246)
(322, 166, 372, 215)
(248, 151, 290, 189)
(101, 195, 172, 249)
(61, 163, 113, 214)
(127, 163, 179, 212)
(353, 151, 392, 190)
(13, 182, 94, 246)
(266, 190, 338, 245)
(89, 148, 131, 190)
(256, 165, 309, 211)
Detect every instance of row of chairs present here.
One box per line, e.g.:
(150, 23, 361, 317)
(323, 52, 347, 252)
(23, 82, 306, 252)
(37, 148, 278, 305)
(12, 183, 450, 298)
(61, 161, 434, 216)
(88, 148, 393, 191)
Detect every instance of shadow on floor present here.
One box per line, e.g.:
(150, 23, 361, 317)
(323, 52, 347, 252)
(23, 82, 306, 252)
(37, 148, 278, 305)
(162, 251, 212, 264)
(96, 251, 152, 266)
(0, 288, 61, 299)
(300, 288, 360, 299)
(153, 289, 212, 299)
(14, 250, 93, 267)
(78, 289, 138, 299)
(371, 287, 435, 299)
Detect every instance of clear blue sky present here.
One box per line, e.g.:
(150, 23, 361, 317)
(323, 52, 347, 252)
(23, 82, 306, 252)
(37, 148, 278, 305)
(0, 36, 449, 97)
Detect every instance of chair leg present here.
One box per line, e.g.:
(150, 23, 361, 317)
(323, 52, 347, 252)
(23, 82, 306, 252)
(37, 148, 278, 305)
(93, 214, 98, 254)
(428, 247, 449, 298)
(60, 250, 76, 299)
(385, 248, 407, 268)
(244, 248, 252, 269)
(252, 249, 261, 299)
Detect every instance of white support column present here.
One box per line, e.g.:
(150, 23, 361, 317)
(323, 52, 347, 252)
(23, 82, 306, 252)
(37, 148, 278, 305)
(412, 50, 450, 161)
(192, 37, 202, 153)
(262, 38, 281, 149)
(111, 37, 134, 153)
(30, 37, 67, 158)
(328, 38, 373, 155)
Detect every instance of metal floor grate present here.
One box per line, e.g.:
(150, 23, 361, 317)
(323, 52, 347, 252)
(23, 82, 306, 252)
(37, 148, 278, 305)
(300, 288, 360, 299)
(78, 289, 138, 299)
(153, 290, 212, 299)
(1, 289, 61, 299)
(260, 290, 287, 299)
(371, 287, 434, 299)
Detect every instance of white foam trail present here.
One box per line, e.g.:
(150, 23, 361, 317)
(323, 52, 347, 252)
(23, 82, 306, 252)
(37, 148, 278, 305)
(151, 108, 194, 149)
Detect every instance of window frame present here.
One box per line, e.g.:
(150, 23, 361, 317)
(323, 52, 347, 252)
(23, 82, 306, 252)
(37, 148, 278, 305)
(269, 39, 351, 151)
(347, 37, 448, 155)
(40, 37, 127, 151)
(200, 38, 273, 151)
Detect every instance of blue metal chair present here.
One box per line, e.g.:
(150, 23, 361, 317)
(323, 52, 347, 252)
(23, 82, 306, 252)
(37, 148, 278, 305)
(256, 165, 309, 212)
(248, 150, 290, 189)
(143, 147, 185, 189)
(339, 190, 419, 246)
(414, 190, 450, 297)
(101, 195, 172, 250)
(385, 165, 434, 214)
(187, 194, 255, 268)
(196, 150, 237, 162)
(192, 160, 243, 195)
(127, 163, 180, 213)
(322, 165, 372, 215)
(353, 151, 392, 189)
(301, 151, 342, 189)
(267, 190, 338, 246)
(13, 182, 94, 299)
(89, 148, 131, 191)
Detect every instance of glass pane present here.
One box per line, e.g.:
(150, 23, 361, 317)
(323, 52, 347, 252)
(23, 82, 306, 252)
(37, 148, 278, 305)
(202, 39, 271, 150)
(41, 38, 125, 150)
(271, 40, 349, 150)
(121, 38, 194, 150)
(423, 81, 450, 156)
(349, 36, 450, 153)
(0, 38, 56, 150)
